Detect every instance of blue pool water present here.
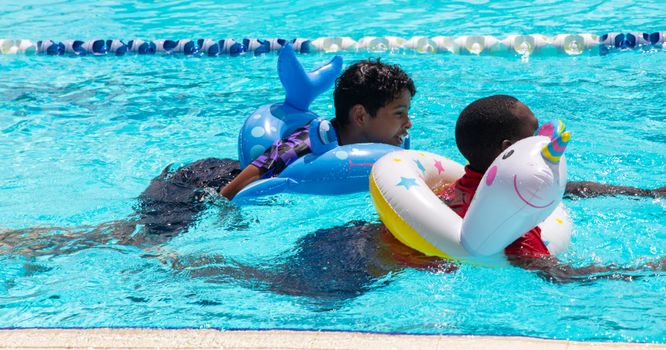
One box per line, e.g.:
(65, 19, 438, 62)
(1, 0, 665, 343)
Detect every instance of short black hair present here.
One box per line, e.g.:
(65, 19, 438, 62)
(333, 59, 416, 125)
(455, 95, 526, 170)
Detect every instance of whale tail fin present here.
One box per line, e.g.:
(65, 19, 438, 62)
(278, 43, 343, 111)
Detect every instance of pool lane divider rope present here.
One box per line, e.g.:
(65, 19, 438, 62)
(0, 32, 664, 57)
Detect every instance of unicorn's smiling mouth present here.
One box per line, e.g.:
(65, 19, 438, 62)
(513, 175, 554, 208)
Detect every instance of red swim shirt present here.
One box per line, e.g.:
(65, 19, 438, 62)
(437, 166, 551, 260)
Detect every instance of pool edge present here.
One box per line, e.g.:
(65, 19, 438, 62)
(1, 329, 663, 349)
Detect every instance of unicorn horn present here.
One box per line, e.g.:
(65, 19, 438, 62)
(542, 131, 571, 163)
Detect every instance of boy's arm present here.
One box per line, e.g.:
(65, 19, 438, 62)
(508, 254, 666, 283)
(220, 125, 312, 200)
(219, 165, 262, 199)
(565, 181, 665, 199)
(505, 227, 666, 282)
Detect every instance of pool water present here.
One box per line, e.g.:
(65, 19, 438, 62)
(1, 0, 665, 344)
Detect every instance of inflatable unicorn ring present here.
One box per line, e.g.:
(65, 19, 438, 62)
(370, 121, 573, 265)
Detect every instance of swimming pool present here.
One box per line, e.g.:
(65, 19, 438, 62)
(1, 0, 665, 344)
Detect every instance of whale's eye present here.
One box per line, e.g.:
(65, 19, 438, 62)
(502, 150, 514, 160)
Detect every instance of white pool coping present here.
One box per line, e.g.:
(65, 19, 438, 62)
(1, 329, 664, 349)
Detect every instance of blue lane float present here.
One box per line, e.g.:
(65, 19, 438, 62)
(233, 43, 407, 200)
(2, 32, 664, 56)
(154, 39, 199, 55)
(127, 39, 155, 54)
(35, 40, 64, 55)
(62, 39, 108, 56)
(106, 40, 128, 56)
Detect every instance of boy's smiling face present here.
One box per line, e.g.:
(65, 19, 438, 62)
(359, 89, 413, 146)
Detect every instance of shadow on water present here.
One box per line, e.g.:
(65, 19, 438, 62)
(170, 221, 456, 309)
(3, 158, 665, 309)
(0, 158, 456, 307)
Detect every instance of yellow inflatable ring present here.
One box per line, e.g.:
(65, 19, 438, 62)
(370, 147, 572, 265)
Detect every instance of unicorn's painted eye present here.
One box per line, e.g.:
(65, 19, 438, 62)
(502, 150, 514, 160)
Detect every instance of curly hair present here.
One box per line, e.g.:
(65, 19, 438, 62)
(456, 95, 528, 170)
(333, 59, 416, 125)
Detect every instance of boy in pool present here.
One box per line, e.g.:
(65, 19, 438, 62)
(138, 65, 659, 240)
(436, 95, 665, 273)
(4, 94, 664, 299)
(0, 59, 421, 303)
(169, 95, 666, 295)
(18, 58, 417, 246)
(219, 58, 415, 199)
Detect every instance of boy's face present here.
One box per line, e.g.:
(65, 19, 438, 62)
(360, 89, 412, 146)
